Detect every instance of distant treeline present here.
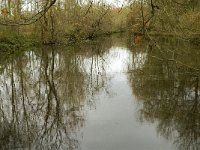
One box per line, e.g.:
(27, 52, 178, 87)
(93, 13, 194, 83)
(0, 0, 129, 44)
(0, 0, 199, 45)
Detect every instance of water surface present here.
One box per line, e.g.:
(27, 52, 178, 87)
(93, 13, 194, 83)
(0, 35, 199, 150)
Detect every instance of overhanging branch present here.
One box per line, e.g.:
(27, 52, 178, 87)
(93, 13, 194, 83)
(0, 0, 57, 26)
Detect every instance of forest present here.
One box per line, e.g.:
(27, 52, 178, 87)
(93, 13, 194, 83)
(0, 1, 200, 150)
(0, 0, 199, 48)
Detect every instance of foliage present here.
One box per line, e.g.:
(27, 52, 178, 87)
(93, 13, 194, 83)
(127, 0, 200, 42)
(0, 0, 130, 45)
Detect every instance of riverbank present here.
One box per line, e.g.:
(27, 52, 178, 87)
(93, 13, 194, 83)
(0, 29, 199, 54)
(0, 31, 126, 52)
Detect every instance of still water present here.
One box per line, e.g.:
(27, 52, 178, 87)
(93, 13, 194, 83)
(0, 34, 199, 150)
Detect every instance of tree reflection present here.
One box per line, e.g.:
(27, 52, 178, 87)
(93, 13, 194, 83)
(128, 38, 200, 150)
(0, 37, 112, 149)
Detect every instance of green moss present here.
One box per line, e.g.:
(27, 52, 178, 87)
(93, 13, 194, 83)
(0, 34, 39, 52)
(0, 43, 12, 52)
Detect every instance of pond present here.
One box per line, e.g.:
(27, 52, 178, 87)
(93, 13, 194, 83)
(0, 34, 199, 150)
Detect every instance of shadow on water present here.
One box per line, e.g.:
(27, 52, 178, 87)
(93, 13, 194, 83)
(128, 36, 200, 150)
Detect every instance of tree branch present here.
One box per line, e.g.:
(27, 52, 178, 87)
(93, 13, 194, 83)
(0, 0, 57, 26)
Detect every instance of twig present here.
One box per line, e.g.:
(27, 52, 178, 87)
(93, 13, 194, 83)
(0, 0, 57, 26)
